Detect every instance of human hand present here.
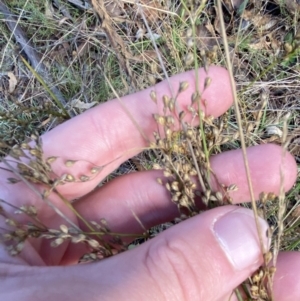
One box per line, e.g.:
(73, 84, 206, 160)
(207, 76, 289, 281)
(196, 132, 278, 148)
(0, 67, 298, 301)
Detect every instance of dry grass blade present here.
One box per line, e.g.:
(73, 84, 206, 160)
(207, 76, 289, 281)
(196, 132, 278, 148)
(66, 0, 92, 10)
(138, 3, 174, 95)
(0, 0, 72, 117)
(216, 0, 265, 253)
(102, 70, 149, 144)
(91, 0, 137, 88)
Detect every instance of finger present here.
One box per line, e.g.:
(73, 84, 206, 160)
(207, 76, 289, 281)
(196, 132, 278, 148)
(222, 251, 300, 301)
(63, 143, 295, 263)
(272, 251, 300, 300)
(39, 66, 233, 199)
(73, 144, 296, 232)
(97, 206, 267, 301)
(11, 206, 269, 301)
(210, 143, 297, 201)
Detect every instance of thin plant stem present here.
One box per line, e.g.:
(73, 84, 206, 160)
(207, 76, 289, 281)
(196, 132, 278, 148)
(216, 0, 266, 255)
(20, 56, 70, 118)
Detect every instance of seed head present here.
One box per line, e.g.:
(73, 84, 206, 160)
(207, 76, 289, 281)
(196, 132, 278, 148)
(184, 52, 194, 66)
(47, 156, 58, 164)
(91, 167, 101, 174)
(152, 163, 161, 170)
(168, 98, 175, 112)
(65, 174, 75, 182)
(171, 181, 179, 191)
(7, 178, 20, 184)
(150, 90, 157, 103)
(191, 91, 201, 104)
(10, 147, 26, 159)
(80, 175, 90, 182)
(20, 143, 31, 150)
(179, 111, 186, 121)
(6, 218, 18, 227)
(65, 160, 77, 167)
(87, 239, 100, 249)
(185, 129, 194, 139)
(51, 237, 64, 247)
(264, 251, 273, 265)
(29, 148, 42, 157)
(60, 225, 69, 234)
(163, 95, 170, 109)
(30, 133, 38, 141)
(165, 182, 171, 191)
(227, 184, 238, 192)
(216, 192, 223, 202)
(71, 234, 86, 243)
(43, 189, 51, 198)
(204, 77, 212, 89)
(178, 81, 189, 93)
(166, 116, 175, 126)
(153, 114, 165, 126)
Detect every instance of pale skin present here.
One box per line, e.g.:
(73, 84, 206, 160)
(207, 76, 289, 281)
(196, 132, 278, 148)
(0, 67, 299, 300)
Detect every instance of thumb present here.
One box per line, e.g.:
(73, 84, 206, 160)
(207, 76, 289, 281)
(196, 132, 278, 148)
(110, 206, 269, 301)
(95, 206, 269, 301)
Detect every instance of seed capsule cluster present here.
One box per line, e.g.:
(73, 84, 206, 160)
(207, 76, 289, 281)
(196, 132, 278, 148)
(149, 81, 240, 214)
(0, 133, 140, 261)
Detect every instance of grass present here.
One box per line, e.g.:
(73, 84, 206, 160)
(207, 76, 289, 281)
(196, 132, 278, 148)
(0, 0, 299, 300)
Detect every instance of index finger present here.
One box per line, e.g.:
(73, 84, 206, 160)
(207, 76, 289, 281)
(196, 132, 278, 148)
(44, 67, 233, 198)
(2, 67, 233, 200)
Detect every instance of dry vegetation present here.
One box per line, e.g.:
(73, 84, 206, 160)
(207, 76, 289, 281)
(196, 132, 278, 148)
(0, 0, 299, 300)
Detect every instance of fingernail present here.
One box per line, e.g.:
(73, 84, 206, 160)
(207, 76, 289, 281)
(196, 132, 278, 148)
(213, 208, 270, 270)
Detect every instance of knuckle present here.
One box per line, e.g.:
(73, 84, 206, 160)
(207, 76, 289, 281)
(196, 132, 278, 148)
(143, 235, 202, 300)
